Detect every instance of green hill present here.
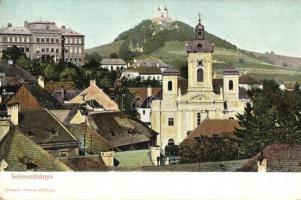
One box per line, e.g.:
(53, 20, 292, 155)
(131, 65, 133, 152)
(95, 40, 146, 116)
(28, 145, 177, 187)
(85, 19, 301, 82)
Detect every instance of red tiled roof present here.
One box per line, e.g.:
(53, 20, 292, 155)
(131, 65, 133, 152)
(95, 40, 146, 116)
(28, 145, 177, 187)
(239, 143, 301, 172)
(184, 119, 240, 142)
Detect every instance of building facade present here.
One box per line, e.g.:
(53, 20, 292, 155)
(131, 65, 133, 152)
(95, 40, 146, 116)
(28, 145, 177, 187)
(99, 58, 127, 71)
(0, 21, 85, 65)
(151, 19, 245, 148)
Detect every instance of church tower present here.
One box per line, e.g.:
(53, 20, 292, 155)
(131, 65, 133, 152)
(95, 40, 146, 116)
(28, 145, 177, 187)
(162, 68, 178, 101)
(186, 16, 214, 94)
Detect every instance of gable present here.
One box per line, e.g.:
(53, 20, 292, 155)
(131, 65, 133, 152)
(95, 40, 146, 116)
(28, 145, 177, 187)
(7, 85, 41, 111)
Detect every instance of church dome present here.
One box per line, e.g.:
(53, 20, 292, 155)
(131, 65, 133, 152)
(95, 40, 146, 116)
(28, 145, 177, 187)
(186, 17, 214, 53)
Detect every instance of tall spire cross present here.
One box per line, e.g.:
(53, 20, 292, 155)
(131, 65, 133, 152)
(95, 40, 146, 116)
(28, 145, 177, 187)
(198, 13, 201, 23)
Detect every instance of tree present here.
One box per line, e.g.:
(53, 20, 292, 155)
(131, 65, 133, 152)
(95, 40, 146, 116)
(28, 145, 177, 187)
(235, 80, 301, 158)
(110, 53, 118, 58)
(60, 68, 78, 82)
(2, 45, 25, 62)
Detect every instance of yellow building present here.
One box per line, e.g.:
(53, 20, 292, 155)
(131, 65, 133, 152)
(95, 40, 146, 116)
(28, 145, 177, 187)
(151, 18, 245, 147)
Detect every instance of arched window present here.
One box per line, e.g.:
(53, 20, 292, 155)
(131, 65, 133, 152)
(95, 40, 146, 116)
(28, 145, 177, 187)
(168, 81, 172, 91)
(229, 80, 234, 90)
(197, 68, 203, 82)
(168, 118, 174, 126)
(197, 43, 202, 51)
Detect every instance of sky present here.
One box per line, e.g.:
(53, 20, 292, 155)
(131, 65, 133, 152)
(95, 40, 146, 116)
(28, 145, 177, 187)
(0, 0, 300, 57)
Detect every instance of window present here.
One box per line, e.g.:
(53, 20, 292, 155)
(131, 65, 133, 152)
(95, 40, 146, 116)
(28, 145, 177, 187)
(21, 37, 24, 43)
(56, 48, 59, 53)
(26, 47, 29, 52)
(16, 37, 20, 42)
(79, 58, 81, 62)
(74, 47, 77, 53)
(142, 110, 145, 115)
(197, 68, 203, 82)
(197, 112, 201, 125)
(197, 43, 202, 51)
(36, 46, 40, 53)
(65, 48, 68, 53)
(75, 58, 77, 62)
(78, 47, 82, 53)
(74, 38, 77, 44)
(51, 48, 54, 53)
(111, 66, 113, 71)
(20, 47, 24, 52)
(7, 36, 10, 42)
(70, 47, 73, 53)
(41, 37, 44, 43)
(168, 81, 172, 91)
(12, 37, 15, 42)
(78, 38, 82, 44)
(65, 38, 68, 43)
(26, 37, 30, 43)
(168, 118, 174, 126)
(51, 37, 54, 43)
(46, 47, 49, 52)
(56, 37, 59, 43)
(229, 80, 234, 90)
(70, 38, 73, 44)
(46, 37, 49, 43)
(36, 38, 40, 43)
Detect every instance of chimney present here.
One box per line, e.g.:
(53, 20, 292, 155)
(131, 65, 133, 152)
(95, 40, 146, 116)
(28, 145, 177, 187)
(7, 23, 12, 27)
(0, 159, 8, 172)
(7, 103, 19, 125)
(257, 158, 267, 172)
(100, 151, 114, 167)
(147, 85, 152, 97)
(90, 80, 96, 86)
(38, 76, 45, 88)
(150, 146, 161, 166)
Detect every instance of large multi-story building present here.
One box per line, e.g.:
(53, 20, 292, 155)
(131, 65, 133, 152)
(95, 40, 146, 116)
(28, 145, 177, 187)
(0, 21, 85, 65)
(151, 18, 245, 148)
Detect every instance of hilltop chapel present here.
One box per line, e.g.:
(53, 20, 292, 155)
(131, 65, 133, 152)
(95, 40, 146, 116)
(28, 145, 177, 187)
(151, 17, 245, 147)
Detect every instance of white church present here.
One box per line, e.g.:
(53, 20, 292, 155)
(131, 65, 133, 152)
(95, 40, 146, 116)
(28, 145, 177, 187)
(150, 18, 245, 147)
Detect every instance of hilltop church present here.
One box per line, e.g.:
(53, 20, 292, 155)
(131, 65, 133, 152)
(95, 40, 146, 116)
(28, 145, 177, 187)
(151, 18, 245, 147)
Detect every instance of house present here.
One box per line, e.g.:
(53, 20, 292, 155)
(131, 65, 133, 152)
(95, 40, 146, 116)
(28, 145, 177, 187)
(0, 61, 36, 86)
(121, 66, 162, 81)
(4, 83, 64, 111)
(238, 143, 301, 172)
(18, 109, 80, 157)
(99, 58, 127, 71)
(279, 82, 301, 91)
(134, 57, 169, 70)
(49, 109, 113, 154)
(87, 112, 158, 151)
(44, 81, 79, 103)
(151, 18, 245, 148)
(239, 72, 263, 90)
(113, 149, 154, 169)
(128, 86, 162, 125)
(0, 128, 72, 171)
(182, 119, 240, 142)
(66, 80, 119, 111)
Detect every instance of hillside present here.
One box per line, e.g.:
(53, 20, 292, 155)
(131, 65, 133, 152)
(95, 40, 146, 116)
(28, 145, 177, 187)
(243, 50, 301, 69)
(86, 19, 237, 60)
(85, 19, 301, 82)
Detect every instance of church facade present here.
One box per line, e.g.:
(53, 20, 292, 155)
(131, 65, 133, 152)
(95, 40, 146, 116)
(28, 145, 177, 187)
(151, 19, 245, 147)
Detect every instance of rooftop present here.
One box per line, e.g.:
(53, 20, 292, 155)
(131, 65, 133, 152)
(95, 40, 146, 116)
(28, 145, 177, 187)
(0, 128, 71, 171)
(18, 110, 78, 147)
(183, 119, 240, 144)
(101, 58, 126, 65)
(239, 143, 301, 172)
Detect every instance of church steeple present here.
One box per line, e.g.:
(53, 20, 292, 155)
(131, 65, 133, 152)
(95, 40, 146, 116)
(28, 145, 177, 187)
(195, 13, 204, 40)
